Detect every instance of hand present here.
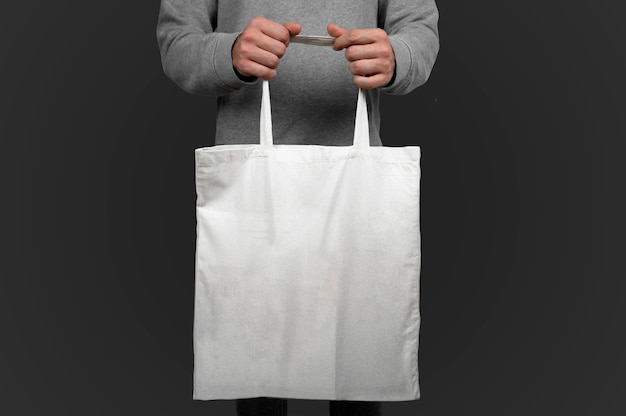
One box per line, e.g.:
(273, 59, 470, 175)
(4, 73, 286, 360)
(232, 17, 302, 80)
(327, 23, 396, 89)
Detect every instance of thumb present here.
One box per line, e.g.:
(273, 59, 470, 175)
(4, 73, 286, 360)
(283, 22, 302, 37)
(327, 23, 347, 38)
(327, 23, 348, 50)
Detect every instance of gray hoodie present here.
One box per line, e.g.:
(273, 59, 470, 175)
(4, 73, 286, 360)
(157, 0, 439, 146)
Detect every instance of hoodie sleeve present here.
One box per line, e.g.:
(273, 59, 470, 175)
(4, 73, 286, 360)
(156, 0, 257, 97)
(378, 0, 440, 95)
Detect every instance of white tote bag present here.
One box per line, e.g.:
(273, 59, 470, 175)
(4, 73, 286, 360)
(193, 80, 421, 401)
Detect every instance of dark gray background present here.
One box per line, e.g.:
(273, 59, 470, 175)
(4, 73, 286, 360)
(1, 1, 625, 415)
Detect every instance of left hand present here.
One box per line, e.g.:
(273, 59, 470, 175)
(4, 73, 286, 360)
(327, 23, 396, 89)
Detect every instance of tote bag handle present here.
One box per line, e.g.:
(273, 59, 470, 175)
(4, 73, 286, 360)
(260, 79, 370, 147)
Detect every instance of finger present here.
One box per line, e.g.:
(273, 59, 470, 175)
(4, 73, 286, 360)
(335, 28, 389, 52)
(327, 23, 348, 37)
(259, 20, 294, 45)
(344, 42, 394, 63)
(247, 46, 283, 69)
(348, 58, 394, 77)
(283, 22, 302, 38)
(327, 23, 348, 50)
(237, 29, 286, 61)
(234, 42, 283, 77)
(332, 30, 376, 51)
(352, 73, 388, 90)
(237, 57, 278, 80)
(256, 34, 289, 58)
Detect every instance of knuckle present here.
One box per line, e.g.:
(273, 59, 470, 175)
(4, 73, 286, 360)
(373, 27, 388, 41)
(238, 45, 253, 59)
(384, 46, 394, 59)
(345, 46, 358, 61)
(267, 55, 280, 69)
(277, 28, 290, 43)
(275, 43, 287, 58)
(240, 61, 254, 73)
(374, 28, 387, 39)
(234, 53, 248, 67)
(237, 62, 252, 76)
(261, 68, 277, 80)
(250, 16, 265, 27)
(374, 44, 389, 59)
(347, 30, 360, 43)
(352, 61, 365, 75)
(240, 31, 255, 44)
(353, 75, 366, 88)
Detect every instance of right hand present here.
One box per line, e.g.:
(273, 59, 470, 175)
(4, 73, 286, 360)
(232, 17, 302, 80)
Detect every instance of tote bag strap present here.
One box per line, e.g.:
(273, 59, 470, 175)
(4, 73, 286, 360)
(260, 80, 370, 147)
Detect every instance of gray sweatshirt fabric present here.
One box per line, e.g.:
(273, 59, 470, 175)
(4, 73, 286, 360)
(157, 0, 439, 146)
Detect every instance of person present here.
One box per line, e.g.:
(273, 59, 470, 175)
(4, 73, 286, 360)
(157, 1, 438, 415)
